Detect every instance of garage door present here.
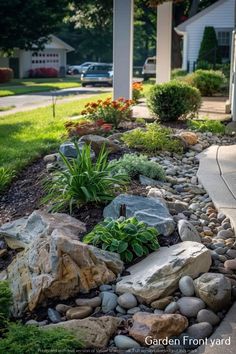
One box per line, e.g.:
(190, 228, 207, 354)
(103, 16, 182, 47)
(31, 51, 60, 69)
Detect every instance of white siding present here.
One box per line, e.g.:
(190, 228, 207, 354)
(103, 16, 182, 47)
(186, 0, 235, 71)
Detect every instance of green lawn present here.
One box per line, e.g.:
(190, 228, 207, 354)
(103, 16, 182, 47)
(0, 93, 110, 181)
(0, 77, 81, 97)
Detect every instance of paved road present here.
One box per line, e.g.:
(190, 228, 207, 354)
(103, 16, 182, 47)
(0, 87, 112, 116)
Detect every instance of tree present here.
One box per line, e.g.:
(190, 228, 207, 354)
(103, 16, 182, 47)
(198, 26, 221, 65)
(0, 0, 70, 52)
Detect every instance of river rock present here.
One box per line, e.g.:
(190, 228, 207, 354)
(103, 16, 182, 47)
(43, 316, 121, 349)
(186, 322, 213, 339)
(177, 297, 205, 317)
(7, 228, 123, 316)
(114, 335, 141, 349)
(151, 296, 173, 310)
(116, 241, 211, 304)
(55, 304, 72, 314)
(75, 296, 101, 308)
(66, 306, 93, 319)
(117, 293, 138, 309)
(178, 220, 201, 243)
(100, 292, 118, 313)
(47, 308, 61, 323)
(197, 309, 220, 326)
(59, 141, 95, 158)
(224, 259, 236, 271)
(179, 276, 195, 296)
(80, 135, 121, 155)
(164, 302, 179, 314)
(194, 273, 231, 311)
(103, 194, 175, 236)
(0, 210, 86, 249)
(129, 312, 188, 345)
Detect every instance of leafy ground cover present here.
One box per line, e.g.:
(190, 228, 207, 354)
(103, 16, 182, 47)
(0, 77, 81, 97)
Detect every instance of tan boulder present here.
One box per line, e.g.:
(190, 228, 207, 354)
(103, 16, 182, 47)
(43, 316, 121, 348)
(7, 228, 123, 316)
(178, 132, 198, 146)
(129, 312, 188, 345)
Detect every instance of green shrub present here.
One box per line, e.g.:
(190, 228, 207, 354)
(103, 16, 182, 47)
(122, 123, 183, 154)
(43, 143, 129, 213)
(187, 119, 225, 134)
(0, 281, 12, 326)
(84, 217, 159, 263)
(184, 70, 226, 96)
(198, 26, 221, 64)
(0, 167, 13, 193)
(0, 323, 83, 353)
(147, 81, 201, 121)
(171, 69, 187, 79)
(110, 153, 165, 180)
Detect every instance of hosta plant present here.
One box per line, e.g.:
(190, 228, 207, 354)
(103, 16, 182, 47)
(43, 143, 129, 213)
(84, 217, 159, 263)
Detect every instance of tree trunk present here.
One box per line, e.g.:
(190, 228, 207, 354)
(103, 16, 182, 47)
(172, 29, 182, 69)
(189, 0, 200, 17)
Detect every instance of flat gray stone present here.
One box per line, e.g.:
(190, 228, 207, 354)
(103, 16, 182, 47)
(100, 292, 118, 313)
(114, 335, 140, 349)
(179, 276, 195, 296)
(197, 309, 220, 326)
(178, 220, 201, 243)
(177, 297, 205, 317)
(187, 322, 213, 340)
(103, 194, 175, 236)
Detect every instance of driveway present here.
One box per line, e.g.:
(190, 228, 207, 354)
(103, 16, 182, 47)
(0, 87, 112, 116)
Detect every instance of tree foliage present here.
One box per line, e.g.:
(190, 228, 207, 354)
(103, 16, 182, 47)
(198, 26, 221, 64)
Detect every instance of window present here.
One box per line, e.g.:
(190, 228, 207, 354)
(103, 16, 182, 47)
(217, 31, 231, 60)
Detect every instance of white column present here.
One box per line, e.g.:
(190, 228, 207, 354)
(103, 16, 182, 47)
(156, 1, 173, 83)
(113, 0, 134, 99)
(182, 33, 188, 71)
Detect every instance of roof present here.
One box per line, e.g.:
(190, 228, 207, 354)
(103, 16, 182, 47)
(176, 0, 230, 32)
(45, 35, 74, 52)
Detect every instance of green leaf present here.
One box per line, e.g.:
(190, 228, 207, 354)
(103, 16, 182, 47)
(118, 241, 128, 253)
(132, 243, 144, 257)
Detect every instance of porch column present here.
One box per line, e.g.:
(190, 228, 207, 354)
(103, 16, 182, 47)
(113, 0, 134, 99)
(182, 33, 188, 71)
(156, 1, 173, 83)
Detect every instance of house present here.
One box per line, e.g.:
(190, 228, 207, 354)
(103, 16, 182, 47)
(0, 35, 74, 78)
(175, 0, 236, 72)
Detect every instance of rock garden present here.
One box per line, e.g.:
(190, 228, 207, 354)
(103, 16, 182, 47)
(0, 77, 236, 352)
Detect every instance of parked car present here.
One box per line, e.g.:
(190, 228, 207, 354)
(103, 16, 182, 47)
(142, 56, 156, 80)
(81, 63, 113, 87)
(67, 62, 99, 75)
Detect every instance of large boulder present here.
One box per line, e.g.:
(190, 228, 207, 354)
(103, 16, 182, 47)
(43, 316, 121, 348)
(80, 135, 121, 155)
(129, 312, 188, 345)
(7, 228, 123, 316)
(194, 273, 231, 311)
(0, 210, 86, 249)
(116, 241, 211, 304)
(103, 194, 175, 236)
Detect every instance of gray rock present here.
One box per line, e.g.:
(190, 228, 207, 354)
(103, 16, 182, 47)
(197, 309, 220, 326)
(178, 220, 201, 243)
(179, 276, 195, 296)
(103, 194, 175, 236)
(139, 175, 160, 187)
(187, 322, 213, 339)
(25, 319, 39, 326)
(217, 230, 234, 239)
(75, 297, 101, 308)
(116, 305, 126, 314)
(55, 304, 72, 314)
(100, 292, 118, 313)
(226, 249, 236, 258)
(177, 297, 205, 317)
(164, 302, 179, 314)
(59, 141, 95, 158)
(80, 134, 121, 155)
(48, 308, 61, 323)
(117, 293, 138, 309)
(99, 284, 112, 291)
(154, 309, 164, 315)
(127, 307, 141, 315)
(114, 335, 140, 349)
(194, 273, 231, 311)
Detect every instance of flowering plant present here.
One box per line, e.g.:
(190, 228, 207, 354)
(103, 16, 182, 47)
(65, 119, 113, 137)
(81, 97, 134, 128)
(132, 82, 143, 102)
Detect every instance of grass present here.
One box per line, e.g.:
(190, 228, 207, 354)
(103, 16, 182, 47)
(0, 93, 110, 186)
(0, 105, 15, 112)
(0, 77, 81, 97)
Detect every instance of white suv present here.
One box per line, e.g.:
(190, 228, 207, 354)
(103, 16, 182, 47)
(142, 56, 156, 80)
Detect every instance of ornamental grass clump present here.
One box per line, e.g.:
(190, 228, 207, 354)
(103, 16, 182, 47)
(80, 97, 134, 128)
(110, 153, 165, 181)
(84, 217, 159, 263)
(43, 142, 129, 213)
(122, 122, 183, 154)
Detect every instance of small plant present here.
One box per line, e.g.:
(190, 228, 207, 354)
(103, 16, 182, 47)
(184, 70, 226, 96)
(0, 281, 12, 326)
(84, 217, 159, 263)
(43, 143, 129, 213)
(0, 167, 14, 193)
(171, 69, 187, 79)
(81, 97, 134, 128)
(65, 119, 113, 137)
(132, 82, 143, 102)
(0, 323, 83, 353)
(147, 81, 201, 121)
(110, 153, 165, 180)
(187, 119, 225, 134)
(122, 122, 183, 154)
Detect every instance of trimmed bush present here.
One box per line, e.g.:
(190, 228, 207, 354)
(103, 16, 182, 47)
(147, 81, 201, 121)
(0, 323, 83, 353)
(28, 67, 58, 78)
(184, 69, 226, 96)
(110, 153, 165, 181)
(0, 68, 13, 83)
(198, 26, 221, 64)
(122, 122, 183, 154)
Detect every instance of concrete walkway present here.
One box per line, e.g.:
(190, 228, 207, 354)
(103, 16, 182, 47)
(197, 145, 236, 231)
